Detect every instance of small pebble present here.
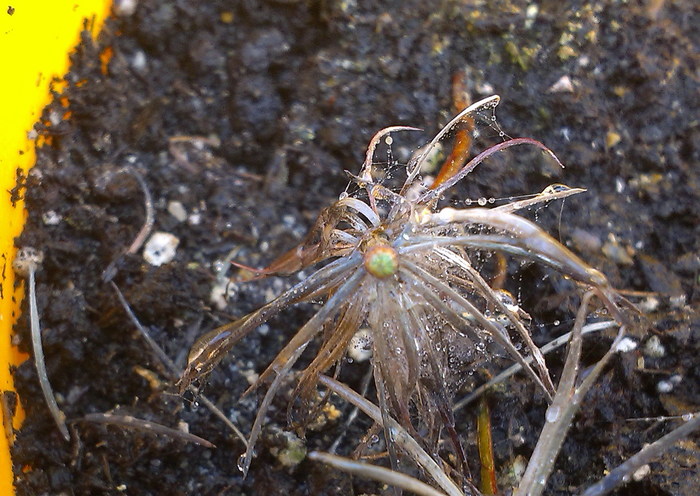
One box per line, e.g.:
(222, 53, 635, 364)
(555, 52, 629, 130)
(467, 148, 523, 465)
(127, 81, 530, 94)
(548, 75, 574, 93)
(143, 232, 179, 266)
(638, 296, 660, 313)
(632, 464, 651, 481)
(614, 337, 638, 353)
(606, 131, 622, 148)
(131, 51, 147, 72)
(167, 201, 188, 222)
(42, 210, 62, 225)
(602, 234, 634, 265)
(657, 380, 673, 393)
(644, 335, 665, 358)
(348, 329, 373, 363)
(114, 0, 138, 16)
(657, 374, 682, 394)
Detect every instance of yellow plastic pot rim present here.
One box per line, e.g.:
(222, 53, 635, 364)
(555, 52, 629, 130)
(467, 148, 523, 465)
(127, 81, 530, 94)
(0, 2, 111, 493)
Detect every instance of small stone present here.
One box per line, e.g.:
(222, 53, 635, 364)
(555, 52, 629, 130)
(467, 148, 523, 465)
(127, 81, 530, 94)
(657, 380, 674, 393)
(143, 232, 179, 266)
(114, 0, 138, 16)
(644, 335, 665, 358)
(42, 210, 62, 225)
(638, 296, 660, 313)
(632, 464, 651, 481)
(210, 281, 237, 311)
(167, 201, 188, 222)
(669, 294, 687, 308)
(602, 234, 634, 265)
(348, 329, 373, 363)
(614, 337, 638, 353)
(524, 4, 538, 29)
(570, 228, 602, 254)
(548, 75, 574, 93)
(131, 51, 147, 73)
(638, 254, 685, 302)
(606, 131, 621, 148)
(188, 212, 202, 226)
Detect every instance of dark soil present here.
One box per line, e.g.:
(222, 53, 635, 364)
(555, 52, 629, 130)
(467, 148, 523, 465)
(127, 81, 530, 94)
(12, 1, 699, 495)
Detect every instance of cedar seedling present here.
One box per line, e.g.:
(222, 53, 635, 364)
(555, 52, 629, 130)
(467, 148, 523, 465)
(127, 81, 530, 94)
(14, 247, 70, 441)
(179, 96, 632, 476)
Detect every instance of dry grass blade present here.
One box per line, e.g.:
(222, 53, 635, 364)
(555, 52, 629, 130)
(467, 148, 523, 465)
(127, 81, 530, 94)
(80, 413, 215, 448)
(493, 184, 586, 213)
(180, 256, 361, 391)
(400, 259, 552, 401)
(318, 375, 464, 496)
(110, 281, 248, 447)
(309, 451, 449, 496)
(238, 270, 365, 476)
(515, 293, 625, 496)
(581, 413, 700, 496)
(418, 137, 563, 204)
(101, 166, 155, 283)
(453, 320, 617, 411)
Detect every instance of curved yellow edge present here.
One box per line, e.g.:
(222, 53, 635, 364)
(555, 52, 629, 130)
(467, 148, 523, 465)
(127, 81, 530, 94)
(0, 1, 111, 493)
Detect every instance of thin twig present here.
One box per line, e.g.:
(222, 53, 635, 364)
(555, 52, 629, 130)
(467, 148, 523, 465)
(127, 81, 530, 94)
(102, 166, 155, 282)
(453, 320, 617, 411)
(329, 366, 373, 454)
(80, 413, 215, 448)
(309, 451, 448, 496)
(319, 375, 464, 496)
(516, 294, 626, 496)
(581, 413, 700, 496)
(109, 281, 248, 447)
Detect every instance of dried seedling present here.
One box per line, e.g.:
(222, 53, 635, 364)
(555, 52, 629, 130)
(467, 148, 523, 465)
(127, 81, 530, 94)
(178, 94, 636, 479)
(13, 246, 70, 441)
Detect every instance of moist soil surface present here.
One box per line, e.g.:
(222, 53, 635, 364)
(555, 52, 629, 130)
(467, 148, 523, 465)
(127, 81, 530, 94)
(11, 1, 699, 495)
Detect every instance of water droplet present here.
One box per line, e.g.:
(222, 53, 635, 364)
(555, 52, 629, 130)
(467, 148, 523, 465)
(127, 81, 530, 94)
(477, 197, 487, 206)
(553, 320, 560, 326)
(385, 136, 393, 145)
(545, 405, 561, 423)
(237, 454, 247, 473)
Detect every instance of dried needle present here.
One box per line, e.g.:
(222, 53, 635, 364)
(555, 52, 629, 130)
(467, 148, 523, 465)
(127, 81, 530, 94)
(13, 247, 70, 441)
